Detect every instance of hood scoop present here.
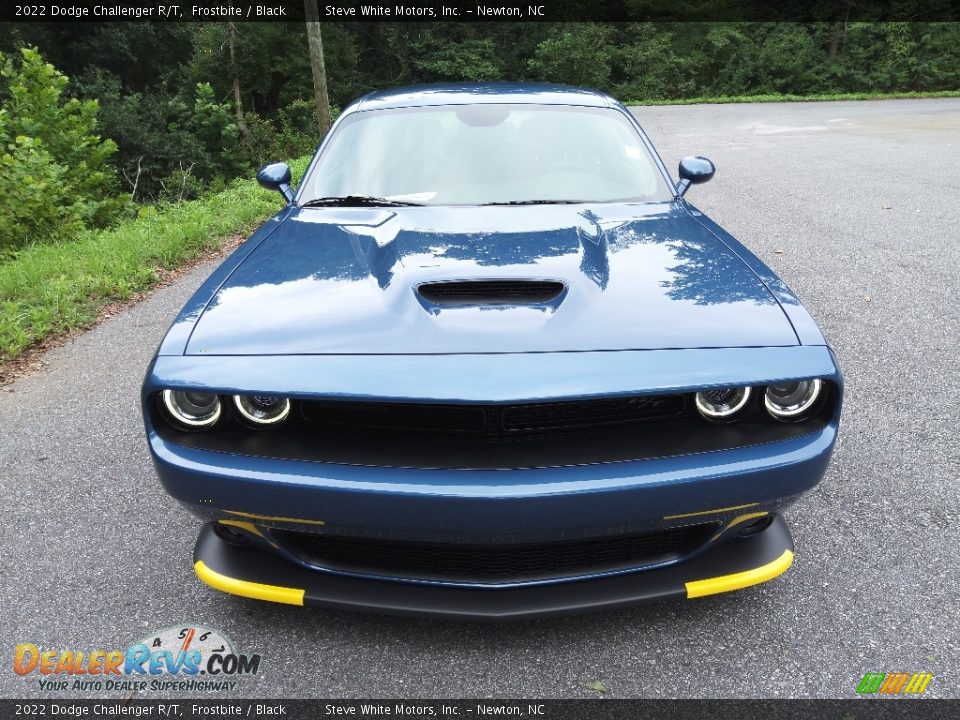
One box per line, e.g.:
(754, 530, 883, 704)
(417, 280, 566, 307)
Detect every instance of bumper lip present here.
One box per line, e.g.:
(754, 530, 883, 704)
(192, 515, 795, 621)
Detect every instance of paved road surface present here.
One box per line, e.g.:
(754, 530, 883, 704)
(1, 99, 958, 699)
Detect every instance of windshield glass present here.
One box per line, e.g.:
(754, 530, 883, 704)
(299, 104, 673, 206)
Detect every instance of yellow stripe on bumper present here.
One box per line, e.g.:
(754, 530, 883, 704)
(685, 549, 794, 599)
(224, 510, 326, 526)
(194, 560, 305, 606)
(663, 502, 758, 520)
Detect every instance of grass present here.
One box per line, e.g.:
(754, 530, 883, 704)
(626, 89, 960, 106)
(0, 156, 310, 367)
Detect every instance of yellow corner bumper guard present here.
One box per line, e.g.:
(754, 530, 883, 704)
(194, 550, 793, 606)
(685, 549, 794, 599)
(194, 560, 305, 606)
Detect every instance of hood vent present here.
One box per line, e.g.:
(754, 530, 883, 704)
(417, 280, 565, 306)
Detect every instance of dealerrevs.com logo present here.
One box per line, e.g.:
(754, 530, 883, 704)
(13, 625, 261, 692)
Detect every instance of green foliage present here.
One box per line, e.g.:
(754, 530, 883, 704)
(0, 48, 119, 253)
(241, 101, 341, 169)
(159, 82, 241, 200)
(73, 70, 242, 203)
(0, 155, 311, 363)
(410, 36, 503, 81)
(527, 24, 614, 87)
(184, 23, 357, 117)
(709, 24, 829, 95)
(614, 23, 698, 100)
(836, 23, 960, 92)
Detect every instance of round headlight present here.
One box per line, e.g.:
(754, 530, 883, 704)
(162, 389, 221, 429)
(695, 386, 752, 422)
(233, 394, 291, 427)
(764, 379, 823, 421)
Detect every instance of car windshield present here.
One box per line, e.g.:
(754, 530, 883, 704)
(299, 103, 674, 206)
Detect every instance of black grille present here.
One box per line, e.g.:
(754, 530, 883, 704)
(501, 395, 684, 432)
(301, 395, 686, 436)
(156, 386, 832, 469)
(418, 280, 565, 305)
(302, 401, 486, 433)
(276, 524, 717, 583)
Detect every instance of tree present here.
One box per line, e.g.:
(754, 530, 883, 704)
(228, 22, 248, 139)
(304, 0, 333, 135)
(0, 48, 119, 251)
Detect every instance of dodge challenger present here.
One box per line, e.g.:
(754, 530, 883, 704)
(141, 83, 842, 619)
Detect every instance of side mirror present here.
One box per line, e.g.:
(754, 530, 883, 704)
(676, 156, 716, 197)
(257, 162, 294, 204)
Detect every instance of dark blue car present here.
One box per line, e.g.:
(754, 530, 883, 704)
(142, 83, 842, 619)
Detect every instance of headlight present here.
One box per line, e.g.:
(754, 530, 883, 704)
(162, 389, 221, 429)
(764, 379, 823, 421)
(695, 386, 751, 422)
(233, 394, 291, 427)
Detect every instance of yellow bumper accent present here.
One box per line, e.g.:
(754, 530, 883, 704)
(723, 511, 770, 531)
(225, 510, 325, 526)
(217, 520, 264, 537)
(708, 511, 771, 543)
(194, 561, 305, 606)
(663, 502, 759, 520)
(685, 549, 794, 599)
(216, 520, 279, 548)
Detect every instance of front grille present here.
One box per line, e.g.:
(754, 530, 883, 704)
(276, 524, 717, 583)
(418, 280, 565, 305)
(155, 386, 833, 469)
(302, 401, 486, 433)
(301, 395, 686, 436)
(501, 395, 684, 432)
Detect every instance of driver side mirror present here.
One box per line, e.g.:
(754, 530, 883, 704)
(257, 162, 294, 204)
(676, 156, 716, 197)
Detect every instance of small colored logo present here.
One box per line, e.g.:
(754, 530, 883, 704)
(856, 672, 933, 695)
(13, 625, 261, 692)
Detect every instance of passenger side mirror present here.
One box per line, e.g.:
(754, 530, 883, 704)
(676, 156, 716, 197)
(257, 162, 294, 204)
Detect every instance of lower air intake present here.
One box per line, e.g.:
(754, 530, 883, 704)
(276, 523, 718, 583)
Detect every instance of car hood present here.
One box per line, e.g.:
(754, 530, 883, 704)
(185, 203, 798, 355)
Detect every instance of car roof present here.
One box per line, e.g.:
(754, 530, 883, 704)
(348, 82, 617, 113)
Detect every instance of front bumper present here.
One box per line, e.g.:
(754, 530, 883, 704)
(193, 515, 795, 620)
(148, 420, 836, 545)
(146, 346, 841, 616)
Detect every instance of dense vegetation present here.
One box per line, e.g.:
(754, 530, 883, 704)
(0, 21, 957, 363)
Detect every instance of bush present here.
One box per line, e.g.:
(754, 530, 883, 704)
(241, 99, 323, 169)
(72, 70, 243, 203)
(0, 48, 120, 253)
(614, 23, 699, 100)
(527, 24, 614, 88)
(410, 36, 503, 81)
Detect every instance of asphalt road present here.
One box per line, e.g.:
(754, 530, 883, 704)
(2, 99, 958, 700)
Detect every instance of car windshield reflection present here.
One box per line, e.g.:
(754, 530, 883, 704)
(300, 104, 674, 207)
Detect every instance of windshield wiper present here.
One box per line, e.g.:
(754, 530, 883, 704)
(300, 195, 423, 208)
(481, 199, 586, 206)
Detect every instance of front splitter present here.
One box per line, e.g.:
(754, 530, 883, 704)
(192, 517, 795, 621)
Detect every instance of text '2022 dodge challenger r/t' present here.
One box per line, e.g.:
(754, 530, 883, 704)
(141, 83, 842, 620)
